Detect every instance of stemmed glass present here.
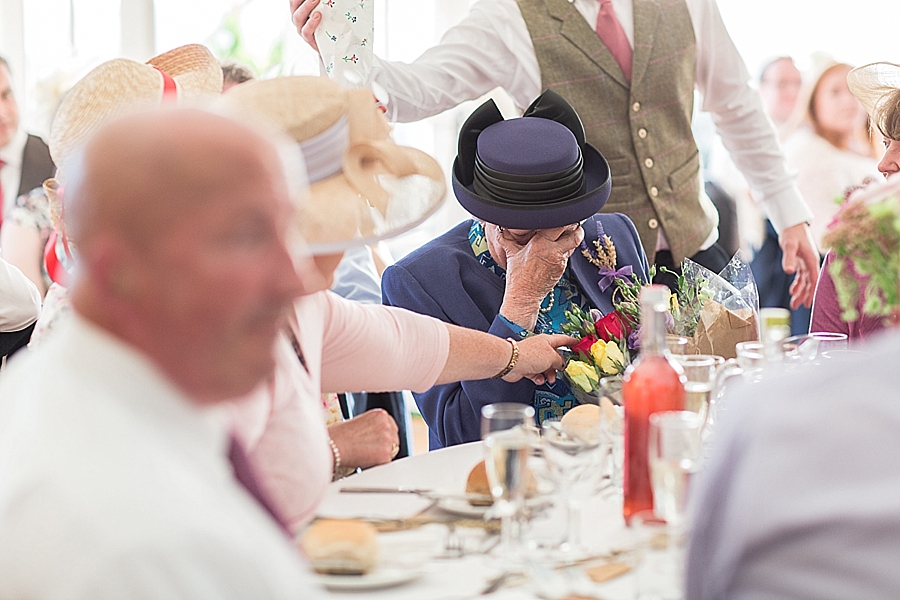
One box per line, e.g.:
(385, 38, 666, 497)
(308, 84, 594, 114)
(671, 355, 723, 430)
(599, 376, 625, 494)
(648, 411, 702, 529)
(481, 403, 535, 561)
(540, 417, 606, 555)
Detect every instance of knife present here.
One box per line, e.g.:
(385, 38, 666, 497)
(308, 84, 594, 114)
(339, 487, 493, 503)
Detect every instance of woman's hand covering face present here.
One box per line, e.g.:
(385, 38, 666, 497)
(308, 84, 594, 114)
(488, 223, 584, 331)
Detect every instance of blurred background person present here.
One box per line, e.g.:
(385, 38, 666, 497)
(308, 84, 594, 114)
(700, 56, 804, 271)
(220, 61, 255, 92)
(761, 60, 880, 334)
(0, 55, 55, 298)
(0, 251, 40, 362)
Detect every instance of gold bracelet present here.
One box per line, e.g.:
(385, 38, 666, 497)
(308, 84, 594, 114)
(492, 337, 520, 379)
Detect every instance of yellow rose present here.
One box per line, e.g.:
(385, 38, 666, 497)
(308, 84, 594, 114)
(589, 339, 608, 365)
(565, 359, 599, 392)
(599, 340, 626, 375)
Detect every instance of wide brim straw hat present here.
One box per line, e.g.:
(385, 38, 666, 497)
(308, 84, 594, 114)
(218, 76, 445, 254)
(848, 62, 900, 119)
(451, 90, 610, 230)
(49, 44, 222, 170)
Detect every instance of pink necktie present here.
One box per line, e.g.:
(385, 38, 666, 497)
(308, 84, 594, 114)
(595, 0, 632, 82)
(228, 435, 292, 536)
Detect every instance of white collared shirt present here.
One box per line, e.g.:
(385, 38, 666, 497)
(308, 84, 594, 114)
(0, 128, 27, 216)
(369, 0, 812, 236)
(0, 252, 40, 332)
(0, 314, 325, 599)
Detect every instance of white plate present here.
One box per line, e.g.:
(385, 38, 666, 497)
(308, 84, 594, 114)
(436, 495, 553, 519)
(436, 497, 490, 518)
(315, 566, 423, 591)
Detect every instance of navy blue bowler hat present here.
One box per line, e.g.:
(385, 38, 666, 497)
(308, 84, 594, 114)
(452, 90, 611, 230)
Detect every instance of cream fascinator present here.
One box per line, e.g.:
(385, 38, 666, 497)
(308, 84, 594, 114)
(848, 62, 900, 129)
(218, 76, 445, 253)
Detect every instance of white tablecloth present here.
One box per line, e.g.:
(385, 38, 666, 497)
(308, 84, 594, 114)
(314, 442, 646, 599)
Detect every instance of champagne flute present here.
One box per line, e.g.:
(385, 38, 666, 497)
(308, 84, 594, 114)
(481, 403, 534, 560)
(648, 411, 702, 529)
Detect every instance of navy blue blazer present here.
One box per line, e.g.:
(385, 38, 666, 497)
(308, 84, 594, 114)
(382, 214, 649, 450)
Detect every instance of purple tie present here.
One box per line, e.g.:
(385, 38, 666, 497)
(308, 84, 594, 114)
(595, 0, 633, 82)
(228, 436, 291, 536)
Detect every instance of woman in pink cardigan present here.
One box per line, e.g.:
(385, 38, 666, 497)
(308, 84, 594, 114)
(222, 76, 574, 533)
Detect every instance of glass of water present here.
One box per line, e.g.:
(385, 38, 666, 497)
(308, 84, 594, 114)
(648, 411, 702, 528)
(481, 403, 534, 559)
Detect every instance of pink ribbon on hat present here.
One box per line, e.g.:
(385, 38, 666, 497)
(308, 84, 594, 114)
(151, 66, 178, 100)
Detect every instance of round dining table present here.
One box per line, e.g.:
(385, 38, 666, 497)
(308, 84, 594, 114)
(312, 441, 665, 600)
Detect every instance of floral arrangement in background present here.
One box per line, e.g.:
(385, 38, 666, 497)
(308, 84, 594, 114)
(824, 176, 900, 322)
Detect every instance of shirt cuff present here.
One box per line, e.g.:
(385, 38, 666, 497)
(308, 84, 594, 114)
(759, 186, 815, 234)
(496, 314, 530, 339)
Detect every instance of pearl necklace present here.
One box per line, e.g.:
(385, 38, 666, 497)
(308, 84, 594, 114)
(539, 288, 555, 314)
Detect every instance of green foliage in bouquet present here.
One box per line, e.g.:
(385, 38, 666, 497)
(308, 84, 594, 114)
(824, 190, 900, 322)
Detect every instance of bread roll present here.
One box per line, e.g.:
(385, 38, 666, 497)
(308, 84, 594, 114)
(300, 519, 379, 575)
(465, 460, 494, 505)
(465, 459, 538, 505)
(560, 404, 602, 443)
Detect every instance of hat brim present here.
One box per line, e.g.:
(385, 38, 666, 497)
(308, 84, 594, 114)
(848, 62, 900, 118)
(300, 146, 446, 254)
(452, 143, 611, 229)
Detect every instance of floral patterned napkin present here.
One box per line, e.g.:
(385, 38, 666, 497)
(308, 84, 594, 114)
(313, 0, 374, 89)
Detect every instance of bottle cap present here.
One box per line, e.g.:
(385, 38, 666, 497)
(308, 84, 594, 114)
(759, 308, 790, 330)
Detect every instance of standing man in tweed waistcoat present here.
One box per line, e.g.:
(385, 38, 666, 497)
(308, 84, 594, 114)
(292, 0, 819, 309)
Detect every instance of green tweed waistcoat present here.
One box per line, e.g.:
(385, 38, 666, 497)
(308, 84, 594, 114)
(517, 0, 711, 262)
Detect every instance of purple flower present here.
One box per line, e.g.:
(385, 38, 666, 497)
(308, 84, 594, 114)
(627, 328, 641, 350)
(590, 308, 603, 323)
(665, 311, 675, 332)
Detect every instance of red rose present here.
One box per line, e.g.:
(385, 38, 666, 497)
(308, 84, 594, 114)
(594, 311, 629, 342)
(572, 335, 598, 359)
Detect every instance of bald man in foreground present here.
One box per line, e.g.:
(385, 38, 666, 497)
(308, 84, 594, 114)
(0, 108, 571, 597)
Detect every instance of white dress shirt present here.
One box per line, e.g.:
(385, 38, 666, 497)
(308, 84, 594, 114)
(0, 251, 40, 331)
(0, 314, 325, 599)
(687, 331, 900, 599)
(369, 0, 812, 236)
(0, 128, 27, 216)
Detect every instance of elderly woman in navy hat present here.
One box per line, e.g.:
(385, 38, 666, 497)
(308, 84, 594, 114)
(383, 91, 649, 450)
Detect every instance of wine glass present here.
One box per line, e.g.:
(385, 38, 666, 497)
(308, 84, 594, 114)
(810, 331, 849, 353)
(481, 403, 535, 560)
(598, 376, 625, 495)
(671, 355, 722, 429)
(648, 411, 702, 529)
(540, 417, 606, 555)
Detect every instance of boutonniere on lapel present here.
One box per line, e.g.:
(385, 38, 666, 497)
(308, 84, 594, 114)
(580, 219, 633, 292)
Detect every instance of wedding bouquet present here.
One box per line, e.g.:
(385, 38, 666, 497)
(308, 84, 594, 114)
(824, 175, 900, 321)
(561, 305, 634, 397)
(669, 255, 759, 359)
